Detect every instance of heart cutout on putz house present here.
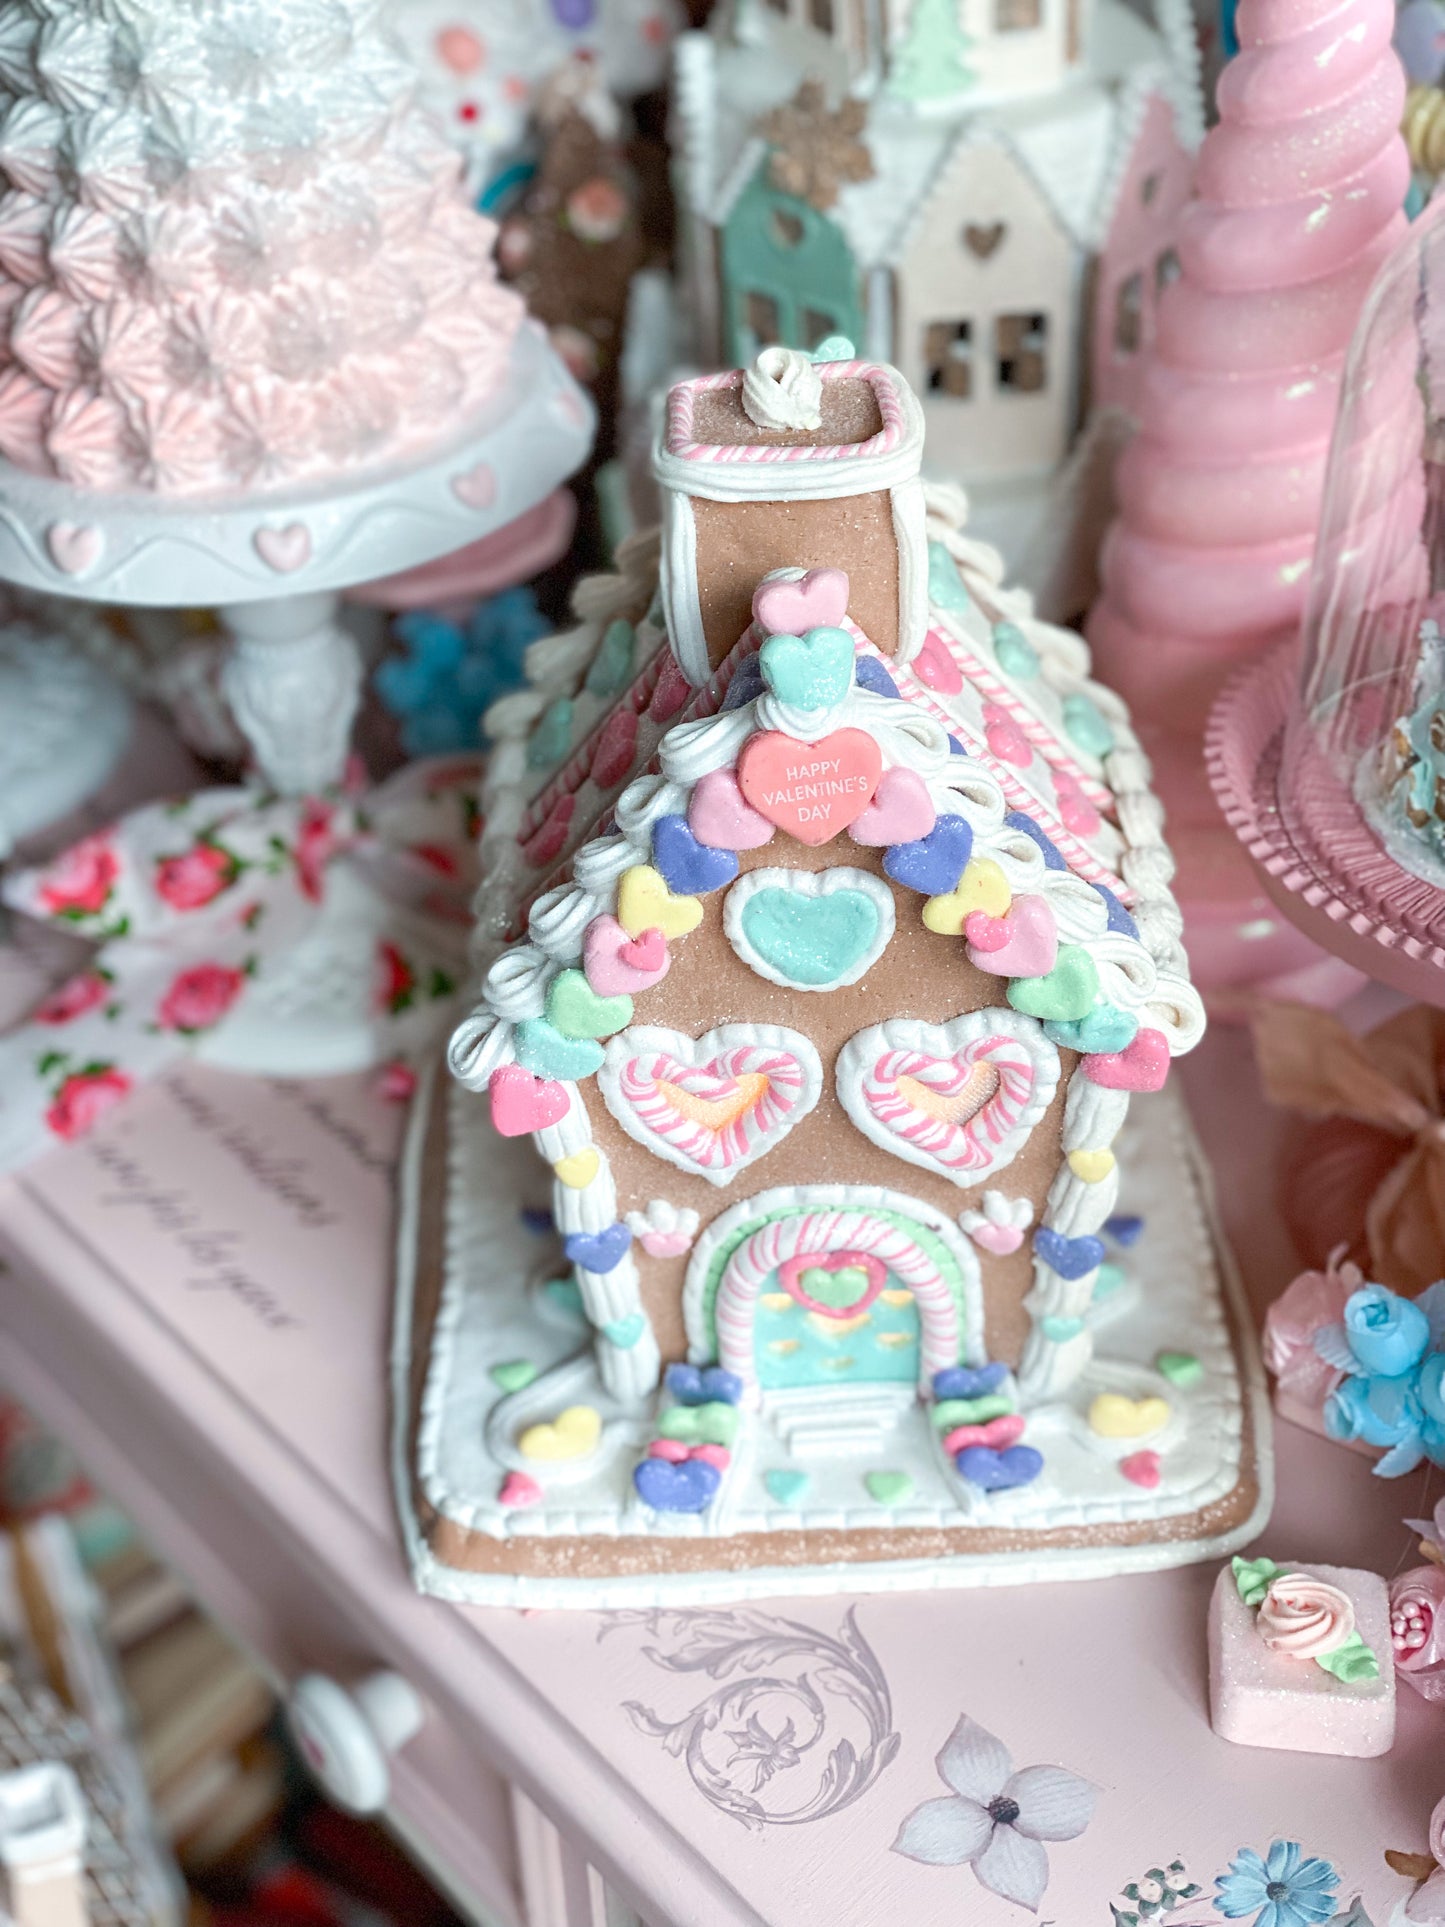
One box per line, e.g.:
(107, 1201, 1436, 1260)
(727, 867, 894, 990)
(964, 222, 1006, 259)
(778, 1249, 887, 1317)
(752, 567, 851, 638)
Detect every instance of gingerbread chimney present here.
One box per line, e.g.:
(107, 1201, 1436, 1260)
(653, 347, 927, 681)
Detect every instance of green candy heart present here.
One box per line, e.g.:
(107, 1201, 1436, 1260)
(766, 1468, 810, 1504)
(992, 621, 1039, 680)
(604, 1313, 646, 1348)
(546, 968, 633, 1040)
(865, 1470, 913, 1505)
(927, 539, 969, 612)
(1092, 1262, 1126, 1302)
(513, 1017, 603, 1081)
(740, 886, 880, 988)
(1041, 1316, 1085, 1343)
(585, 618, 636, 698)
(1007, 944, 1100, 1023)
(658, 1401, 740, 1448)
(1063, 693, 1115, 757)
(527, 697, 573, 770)
(542, 1277, 587, 1321)
(1156, 1349, 1203, 1387)
(759, 625, 855, 710)
(933, 1393, 1012, 1430)
(491, 1359, 537, 1393)
(800, 1264, 872, 1310)
(1045, 1004, 1139, 1054)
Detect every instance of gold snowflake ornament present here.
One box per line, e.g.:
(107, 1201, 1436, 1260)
(759, 81, 875, 212)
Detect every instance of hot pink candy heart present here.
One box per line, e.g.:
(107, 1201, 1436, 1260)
(584, 913, 670, 995)
(914, 629, 963, 696)
(647, 1438, 691, 1462)
(942, 1413, 1026, 1454)
(689, 1443, 732, 1470)
(688, 768, 775, 851)
(849, 767, 936, 847)
(649, 653, 692, 722)
(965, 894, 1058, 978)
(489, 1063, 570, 1136)
(1054, 769, 1102, 838)
(752, 567, 850, 637)
(969, 1221, 1024, 1256)
(522, 793, 574, 868)
(1120, 1450, 1161, 1489)
(499, 1471, 542, 1507)
(590, 706, 638, 789)
(983, 703, 1032, 769)
(1084, 1027, 1169, 1092)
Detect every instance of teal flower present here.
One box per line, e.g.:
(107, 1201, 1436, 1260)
(1215, 1842, 1338, 1927)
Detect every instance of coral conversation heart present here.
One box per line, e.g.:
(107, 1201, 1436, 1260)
(1089, 1393, 1170, 1440)
(514, 1018, 603, 1081)
(688, 769, 774, 851)
(498, 1471, 541, 1508)
(546, 968, 632, 1039)
(983, 703, 1032, 768)
(1044, 1005, 1139, 1054)
(850, 768, 937, 848)
(584, 913, 670, 995)
(633, 1456, 721, 1512)
(489, 1064, 569, 1136)
(913, 629, 963, 696)
(1119, 1450, 1161, 1489)
(1083, 1027, 1171, 1092)
(883, 813, 973, 896)
(965, 894, 1058, 978)
(920, 857, 1009, 933)
(760, 625, 855, 709)
(451, 460, 497, 508)
(738, 729, 882, 845)
(253, 522, 312, 572)
(1034, 1226, 1105, 1280)
(652, 814, 740, 895)
(1006, 945, 1099, 1022)
(517, 1405, 602, 1461)
(590, 705, 638, 789)
(564, 1223, 632, 1273)
(46, 521, 103, 575)
(617, 865, 702, 939)
(753, 566, 850, 637)
(956, 1444, 1044, 1490)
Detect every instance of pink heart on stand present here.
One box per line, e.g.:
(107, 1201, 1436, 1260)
(584, 914, 670, 995)
(253, 522, 312, 573)
(451, 461, 497, 510)
(1084, 1027, 1170, 1093)
(969, 1221, 1025, 1257)
(965, 894, 1058, 978)
(753, 568, 850, 638)
(849, 767, 936, 847)
(942, 1413, 1026, 1454)
(46, 521, 104, 575)
(689, 769, 775, 851)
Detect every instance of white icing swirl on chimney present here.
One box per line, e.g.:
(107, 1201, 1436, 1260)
(741, 346, 822, 433)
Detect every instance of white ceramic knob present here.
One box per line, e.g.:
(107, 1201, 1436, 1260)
(286, 1671, 425, 1816)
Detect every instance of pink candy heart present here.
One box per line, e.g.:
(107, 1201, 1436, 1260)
(489, 1064, 570, 1136)
(522, 793, 574, 868)
(649, 653, 692, 722)
(942, 1413, 1026, 1454)
(647, 1438, 691, 1462)
(690, 1443, 732, 1470)
(1084, 1027, 1170, 1092)
(1054, 768, 1102, 838)
(688, 768, 775, 851)
(969, 1221, 1025, 1256)
(849, 767, 936, 847)
(1120, 1450, 1161, 1489)
(499, 1471, 542, 1508)
(584, 913, 671, 995)
(752, 566, 850, 637)
(965, 894, 1058, 978)
(639, 1231, 692, 1257)
(590, 706, 638, 789)
(983, 703, 1032, 769)
(913, 629, 963, 696)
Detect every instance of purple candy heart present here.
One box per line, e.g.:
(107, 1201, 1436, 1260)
(634, 1456, 722, 1512)
(722, 655, 765, 711)
(854, 657, 901, 699)
(1105, 1213, 1144, 1248)
(883, 813, 973, 897)
(652, 814, 740, 895)
(564, 1223, 632, 1274)
(932, 1363, 1008, 1402)
(1093, 885, 1139, 940)
(1006, 810, 1067, 871)
(956, 1444, 1044, 1491)
(666, 1363, 745, 1407)
(1034, 1226, 1105, 1281)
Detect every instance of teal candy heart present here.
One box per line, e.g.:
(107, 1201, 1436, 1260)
(927, 539, 969, 612)
(526, 697, 573, 770)
(800, 1265, 871, 1310)
(1062, 693, 1115, 757)
(992, 621, 1039, 679)
(865, 1470, 913, 1505)
(1044, 1004, 1139, 1054)
(585, 618, 635, 698)
(1007, 944, 1100, 1023)
(766, 1467, 810, 1504)
(760, 625, 855, 708)
(658, 1401, 740, 1448)
(491, 1358, 537, 1392)
(811, 335, 855, 362)
(1093, 1262, 1126, 1302)
(603, 1313, 646, 1348)
(740, 886, 880, 988)
(542, 1277, 587, 1320)
(1041, 1316, 1085, 1343)
(546, 968, 633, 1040)
(513, 1017, 603, 1081)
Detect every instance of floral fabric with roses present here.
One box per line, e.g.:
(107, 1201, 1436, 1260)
(0, 759, 484, 1171)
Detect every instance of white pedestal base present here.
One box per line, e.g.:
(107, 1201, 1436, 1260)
(219, 593, 363, 796)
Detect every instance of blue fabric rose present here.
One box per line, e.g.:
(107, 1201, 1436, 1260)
(1325, 1371, 1425, 1450)
(1342, 1284, 1431, 1377)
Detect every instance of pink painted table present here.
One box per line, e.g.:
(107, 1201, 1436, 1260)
(0, 924, 1438, 1922)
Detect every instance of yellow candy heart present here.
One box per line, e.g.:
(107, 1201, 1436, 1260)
(553, 1148, 600, 1188)
(1088, 1392, 1170, 1440)
(518, 1404, 602, 1461)
(1067, 1148, 1116, 1183)
(922, 858, 1012, 935)
(617, 864, 703, 940)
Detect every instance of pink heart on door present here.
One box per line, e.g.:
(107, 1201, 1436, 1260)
(753, 567, 850, 638)
(777, 1248, 887, 1318)
(964, 894, 1058, 978)
(849, 767, 936, 847)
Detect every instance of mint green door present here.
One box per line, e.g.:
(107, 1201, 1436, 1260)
(721, 167, 864, 366)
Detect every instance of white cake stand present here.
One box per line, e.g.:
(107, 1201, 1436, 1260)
(0, 623, 132, 858)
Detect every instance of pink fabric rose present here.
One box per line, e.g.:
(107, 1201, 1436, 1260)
(45, 1066, 131, 1141)
(1391, 1566, 1445, 1702)
(293, 800, 337, 904)
(155, 842, 235, 910)
(374, 941, 416, 1015)
(1257, 1573, 1356, 1659)
(1263, 1250, 1361, 1413)
(37, 835, 118, 917)
(157, 963, 246, 1033)
(33, 973, 108, 1025)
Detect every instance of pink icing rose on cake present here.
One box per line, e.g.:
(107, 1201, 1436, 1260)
(45, 1066, 131, 1141)
(37, 835, 118, 917)
(33, 973, 108, 1025)
(1257, 1574, 1356, 1659)
(155, 843, 236, 911)
(157, 963, 246, 1033)
(1391, 1566, 1445, 1702)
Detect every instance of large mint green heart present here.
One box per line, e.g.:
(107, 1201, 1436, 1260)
(513, 1017, 603, 1081)
(740, 887, 880, 988)
(546, 968, 633, 1040)
(1007, 944, 1100, 1023)
(800, 1264, 871, 1310)
(759, 624, 854, 709)
(1044, 1003, 1138, 1054)
(658, 1401, 740, 1447)
(927, 540, 969, 611)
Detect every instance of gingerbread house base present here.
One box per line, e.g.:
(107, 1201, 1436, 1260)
(393, 1061, 1271, 1607)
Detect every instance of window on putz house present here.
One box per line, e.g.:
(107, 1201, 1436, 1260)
(809, 0, 835, 28)
(1113, 273, 1143, 356)
(924, 319, 973, 397)
(744, 291, 783, 346)
(996, 311, 1048, 392)
(995, 0, 1042, 27)
(1156, 246, 1181, 293)
(801, 307, 838, 349)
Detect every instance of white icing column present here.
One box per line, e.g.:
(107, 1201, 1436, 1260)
(220, 593, 363, 797)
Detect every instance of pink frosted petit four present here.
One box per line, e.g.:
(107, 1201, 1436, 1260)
(1208, 1556, 1395, 1757)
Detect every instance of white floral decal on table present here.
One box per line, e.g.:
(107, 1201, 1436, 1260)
(600, 1606, 900, 1829)
(1109, 1841, 1376, 1927)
